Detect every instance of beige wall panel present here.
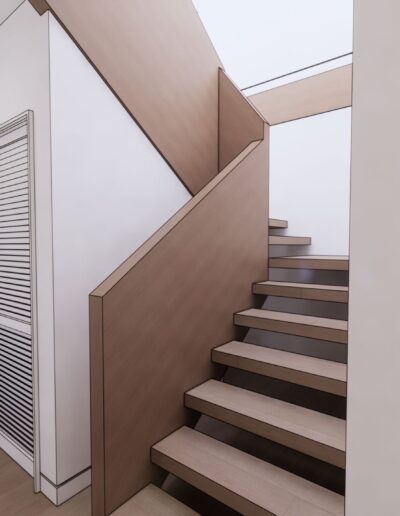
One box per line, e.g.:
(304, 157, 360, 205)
(90, 139, 269, 515)
(39, 0, 222, 194)
(249, 64, 352, 125)
(219, 69, 265, 170)
(346, 1, 400, 515)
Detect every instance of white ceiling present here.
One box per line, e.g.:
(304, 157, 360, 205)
(193, 0, 353, 89)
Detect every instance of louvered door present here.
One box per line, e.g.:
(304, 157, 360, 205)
(0, 112, 36, 465)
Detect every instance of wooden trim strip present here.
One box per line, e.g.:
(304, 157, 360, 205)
(89, 296, 105, 516)
(249, 64, 353, 125)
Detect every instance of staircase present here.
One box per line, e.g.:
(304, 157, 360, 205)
(114, 218, 348, 516)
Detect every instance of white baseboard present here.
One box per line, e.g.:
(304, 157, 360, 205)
(41, 468, 91, 505)
(1, 430, 91, 506)
(0, 431, 33, 476)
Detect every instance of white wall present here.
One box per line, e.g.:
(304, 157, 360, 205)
(48, 16, 191, 483)
(0, 2, 57, 483)
(346, 1, 400, 514)
(0, 0, 24, 25)
(193, 0, 353, 89)
(270, 109, 351, 254)
(194, 0, 353, 255)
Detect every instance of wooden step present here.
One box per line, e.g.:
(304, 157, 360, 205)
(185, 380, 345, 467)
(269, 255, 349, 271)
(212, 341, 347, 396)
(152, 426, 344, 516)
(253, 281, 349, 303)
(234, 309, 348, 344)
(269, 235, 311, 246)
(111, 484, 199, 515)
(269, 218, 288, 229)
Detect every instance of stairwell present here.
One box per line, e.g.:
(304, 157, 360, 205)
(114, 218, 348, 515)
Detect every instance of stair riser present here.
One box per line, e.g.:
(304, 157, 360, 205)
(186, 394, 345, 469)
(212, 349, 347, 397)
(151, 449, 273, 516)
(234, 314, 348, 344)
(253, 285, 348, 303)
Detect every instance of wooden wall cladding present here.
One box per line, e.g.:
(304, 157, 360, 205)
(38, 0, 222, 194)
(218, 69, 266, 170)
(90, 138, 269, 515)
(249, 64, 353, 125)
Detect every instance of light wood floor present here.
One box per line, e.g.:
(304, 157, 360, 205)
(0, 450, 91, 516)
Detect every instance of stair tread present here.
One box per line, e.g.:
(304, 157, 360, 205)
(152, 426, 344, 516)
(269, 218, 288, 228)
(269, 236, 311, 245)
(213, 341, 347, 383)
(236, 309, 348, 331)
(253, 281, 349, 302)
(186, 380, 345, 452)
(256, 281, 348, 292)
(269, 255, 349, 271)
(112, 484, 199, 516)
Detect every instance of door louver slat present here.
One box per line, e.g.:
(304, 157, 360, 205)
(0, 113, 34, 458)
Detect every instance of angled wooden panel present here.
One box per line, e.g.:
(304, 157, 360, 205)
(43, 0, 222, 194)
(90, 140, 269, 515)
(219, 69, 265, 170)
(249, 65, 353, 125)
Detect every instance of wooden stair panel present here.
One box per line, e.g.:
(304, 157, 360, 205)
(253, 281, 349, 303)
(234, 309, 348, 344)
(111, 484, 199, 515)
(269, 218, 288, 229)
(152, 426, 345, 516)
(269, 255, 349, 271)
(185, 380, 346, 467)
(212, 341, 347, 396)
(269, 236, 311, 246)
